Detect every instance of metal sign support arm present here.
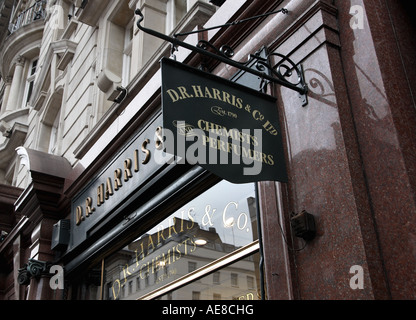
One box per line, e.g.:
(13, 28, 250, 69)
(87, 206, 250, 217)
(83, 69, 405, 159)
(135, 9, 309, 107)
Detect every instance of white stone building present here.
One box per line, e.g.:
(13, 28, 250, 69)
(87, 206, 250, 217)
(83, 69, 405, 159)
(0, 0, 217, 188)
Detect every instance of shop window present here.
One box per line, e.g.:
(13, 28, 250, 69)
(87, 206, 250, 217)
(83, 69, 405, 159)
(79, 180, 261, 300)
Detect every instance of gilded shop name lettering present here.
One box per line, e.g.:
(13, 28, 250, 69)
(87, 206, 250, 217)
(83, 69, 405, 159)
(166, 84, 280, 136)
(74, 87, 283, 226)
(75, 127, 164, 226)
(110, 200, 251, 300)
(112, 217, 196, 299)
(161, 58, 288, 184)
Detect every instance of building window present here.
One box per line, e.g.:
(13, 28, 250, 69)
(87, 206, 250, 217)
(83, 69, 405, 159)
(48, 109, 60, 154)
(247, 276, 254, 290)
(96, 1, 133, 116)
(213, 272, 220, 284)
(192, 291, 201, 300)
(23, 58, 38, 108)
(128, 281, 133, 295)
(122, 20, 133, 87)
(231, 273, 238, 287)
(136, 277, 140, 290)
(166, 0, 187, 34)
(38, 87, 63, 154)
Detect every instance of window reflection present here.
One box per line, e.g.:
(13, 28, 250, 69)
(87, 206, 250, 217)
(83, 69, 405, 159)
(83, 181, 259, 300)
(158, 253, 261, 300)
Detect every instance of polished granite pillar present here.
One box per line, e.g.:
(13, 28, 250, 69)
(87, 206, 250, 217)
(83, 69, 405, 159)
(332, 0, 416, 299)
(256, 0, 415, 299)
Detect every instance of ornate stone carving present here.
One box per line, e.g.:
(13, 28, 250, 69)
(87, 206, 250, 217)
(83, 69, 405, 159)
(17, 259, 53, 285)
(17, 267, 30, 286)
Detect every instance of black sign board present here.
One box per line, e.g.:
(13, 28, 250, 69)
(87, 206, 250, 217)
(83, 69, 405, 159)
(70, 115, 167, 250)
(161, 58, 288, 183)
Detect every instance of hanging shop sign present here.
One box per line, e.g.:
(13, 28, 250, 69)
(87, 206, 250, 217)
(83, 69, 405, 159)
(69, 56, 288, 250)
(161, 58, 288, 184)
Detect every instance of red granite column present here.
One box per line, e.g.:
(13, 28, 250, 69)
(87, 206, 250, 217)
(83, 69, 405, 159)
(335, 0, 416, 299)
(263, 0, 390, 299)
(26, 218, 57, 300)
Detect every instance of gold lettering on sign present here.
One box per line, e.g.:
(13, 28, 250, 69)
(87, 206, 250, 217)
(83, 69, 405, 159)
(155, 127, 163, 150)
(107, 198, 253, 300)
(165, 85, 280, 141)
(97, 184, 104, 207)
(74, 126, 175, 227)
(134, 149, 140, 172)
(85, 197, 95, 217)
(124, 159, 133, 182)
(76, 206, 84, 226)
(114, 169, 123, 191)
(105, 178, 114, 200)
(166, 85, 244, 110)
(238, 293, 255, 300)
(112, 231, 197, 300)
(142, 139, 151, 164)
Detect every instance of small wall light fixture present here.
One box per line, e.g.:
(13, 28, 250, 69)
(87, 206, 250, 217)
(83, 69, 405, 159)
(290, 210, 316, 241)
(108, 86, 127, 104)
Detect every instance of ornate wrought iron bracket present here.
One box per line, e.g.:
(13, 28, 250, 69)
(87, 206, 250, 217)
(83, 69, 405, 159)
(135, 8, 308, 107)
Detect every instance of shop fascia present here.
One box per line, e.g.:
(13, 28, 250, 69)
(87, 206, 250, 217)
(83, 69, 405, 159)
(74, 117, 265, 228)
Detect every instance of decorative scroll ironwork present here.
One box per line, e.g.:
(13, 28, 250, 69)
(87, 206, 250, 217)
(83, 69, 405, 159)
(135, 8, 309, 107)
(196, 40, 235, 60)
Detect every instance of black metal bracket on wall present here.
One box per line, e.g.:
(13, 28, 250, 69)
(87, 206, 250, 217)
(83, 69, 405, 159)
(135, 8, 309, 107)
